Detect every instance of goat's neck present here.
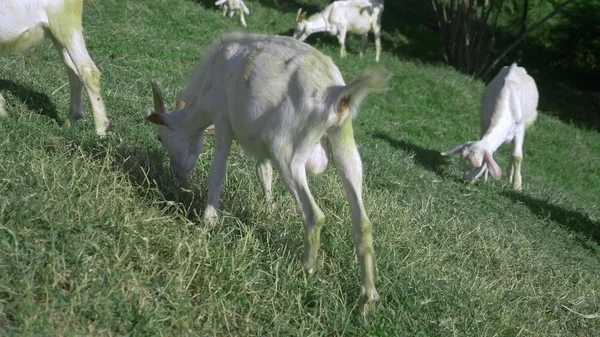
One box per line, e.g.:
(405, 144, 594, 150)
(305, 15, 330, 34)
(478, 111, 513, 153)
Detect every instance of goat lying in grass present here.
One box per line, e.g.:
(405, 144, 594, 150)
(293, 0, 384, 62)
(145, 32, 391, 315)
(0, 0, 110, 136)
(441, 63, 538, 191)
(215, 0, 250, 27)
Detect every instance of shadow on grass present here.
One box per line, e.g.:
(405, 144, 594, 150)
(67, 134, 304, 254)
(502, 191, 600, 247)
(64, 134, 366, 313)
(372, 131, 450, 177)
(0, 79, 60, 124)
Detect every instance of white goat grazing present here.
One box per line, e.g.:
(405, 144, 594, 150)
(293, 0, 384, 62)
(0, 0, 110, 136)
(215, 0, 250, 27)
(145, 32, 390, 315)
(441, 63, 538, 191)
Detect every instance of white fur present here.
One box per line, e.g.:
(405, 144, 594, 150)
(293, 0, 384, 62)
(215, 0, 250, 27)
(441, 63, 539, 191)
(0, 0, 110, 136)
(145, 32, 390, 314)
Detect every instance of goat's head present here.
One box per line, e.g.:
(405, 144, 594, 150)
(293, 8, 310, 41)
(144, 80, 203, 182)
(441, 141, 501, 184)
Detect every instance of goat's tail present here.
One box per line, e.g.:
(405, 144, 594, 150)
(215, 0, 227, 6)
(332, 66, 391, 126)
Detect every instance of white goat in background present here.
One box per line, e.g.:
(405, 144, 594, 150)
(145, 32, 391, 315)
(293, 0, 384, 62)
(0, 0, 110, 136)
(215, 0, 250, 27)
(441, 63, 538, 191)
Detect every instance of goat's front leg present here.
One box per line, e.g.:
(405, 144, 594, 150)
(329, 122, 378, 315)
(360, 33, 368, 58)
(275, 155, 325, 276)
(53, 42, 84, 126)
(337, 29, 347, 58)
(221, 4, 228, 16)
(256, 159, 274, 207)
(510, 129, 525, 191)
(0, 94, 6, 117)
(203, 123, 233, 227)
(373, 24, 382, 62)
(51, 31, 109, 136)
(239, 10, 247, 27)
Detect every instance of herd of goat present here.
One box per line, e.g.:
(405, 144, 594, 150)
(0, 0, 539, 315)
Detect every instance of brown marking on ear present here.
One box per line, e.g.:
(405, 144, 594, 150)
(174, 90, 185, 109)
(145, 111, 167, 126)
(337, 96, 350, 124)
(175, 100, 186, 110)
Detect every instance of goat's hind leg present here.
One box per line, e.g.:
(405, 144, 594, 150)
(275, 155, 325, 276)
(510, 129, 525, 191)
(360, 34, 368, 58)
(329, 122, 378, 315)
(256, 159, 274, 210)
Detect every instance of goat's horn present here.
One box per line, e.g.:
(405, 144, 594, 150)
(151, 79, 166, 114)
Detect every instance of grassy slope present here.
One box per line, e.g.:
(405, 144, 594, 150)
(0, 0, 599, 335)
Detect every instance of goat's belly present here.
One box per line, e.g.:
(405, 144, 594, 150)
(0, 24, 46, 53)
(235, 133, 270, 160)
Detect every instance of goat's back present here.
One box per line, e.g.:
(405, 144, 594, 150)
(179, 32, 345, 157)
(480, 63, 538, 133)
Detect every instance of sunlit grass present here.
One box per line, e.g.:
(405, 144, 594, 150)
(0, 0, 599, 335)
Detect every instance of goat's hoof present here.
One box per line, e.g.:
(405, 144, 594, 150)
(202, 208, 219, 228)
(359, 289, 379, 316)
(303, 263, 317, 276)
(202, 215, 218, 228)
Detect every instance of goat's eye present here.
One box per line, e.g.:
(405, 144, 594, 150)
(156, 135, 162, 142)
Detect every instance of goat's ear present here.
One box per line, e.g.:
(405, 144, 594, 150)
(151, 79, 167, 115)
(296, 8, 303, 22)
(440, 141, 474, 156)
(484, 150, 501, 179)
(145, 109, 168, 126)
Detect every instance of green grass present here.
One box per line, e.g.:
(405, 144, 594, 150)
(1, 0, 599, 335)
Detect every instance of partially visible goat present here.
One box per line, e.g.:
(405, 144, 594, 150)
(144, 32, 390, 315)
(441, 63, 538, 191)
(0, 0, 110, 136)
(293, 0, 384, 62)
(215, 0, 250, 27)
